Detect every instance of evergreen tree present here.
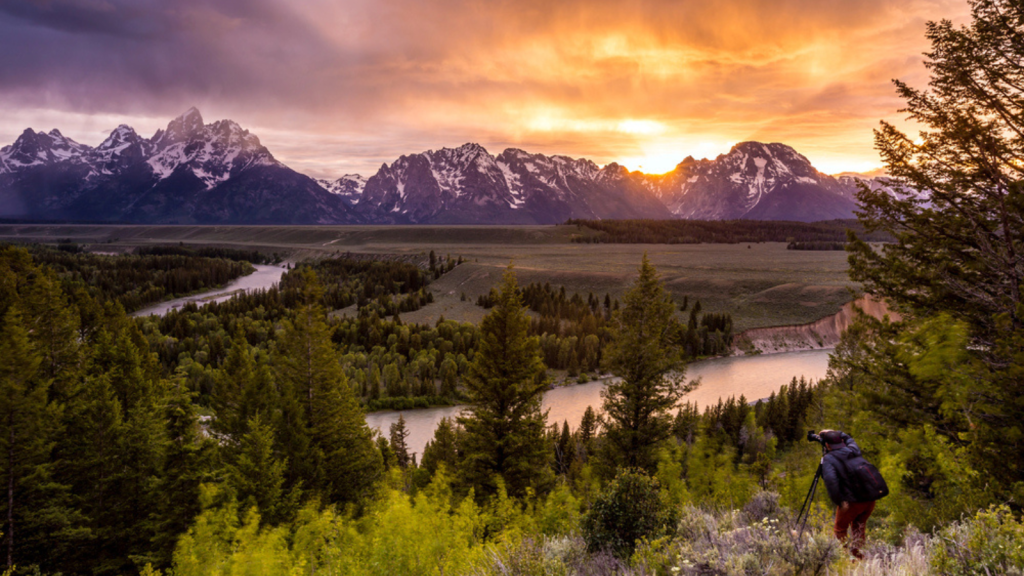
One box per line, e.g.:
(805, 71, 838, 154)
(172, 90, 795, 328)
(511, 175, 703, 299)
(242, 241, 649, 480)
(390, 414, 412, 468)
(601, 255, 694, 474)
(555, 421, 572, 475)
(226, 415, 295, 526)
(53, 372, 121, 573)
(276, 299, 343, 428)
(309, 372, 382, 505)
(841, 0, 1024, 509)
(277, 286, 382, 504)
(97, 330, 170, 574)
(578, 406, 599, 446)
(421, 417, 460, 477)
(457, 265, 552, 498)
(0, 307, 58, 570)
(212, 328, 259, 439)
(23, 270, 81, 400)
(150, 373, 211, 565)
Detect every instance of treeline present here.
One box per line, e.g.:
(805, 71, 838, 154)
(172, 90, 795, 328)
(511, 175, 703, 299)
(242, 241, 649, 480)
(566, 218, 892, 244)
(279, 257, 434, 312)
(428, 249, 463, 279)
(134, 244, 281, 264)
(19, 244, 256, 312)
(786, 241, 848, 250)
(148, 257, 452, 411)
(479, 281, 733, 376)
(539, 377, 823, 491)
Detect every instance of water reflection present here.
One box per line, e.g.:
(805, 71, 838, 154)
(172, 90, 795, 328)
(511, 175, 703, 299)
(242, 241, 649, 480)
(365, 348, 833, 459)
(132, 264, 287, 317)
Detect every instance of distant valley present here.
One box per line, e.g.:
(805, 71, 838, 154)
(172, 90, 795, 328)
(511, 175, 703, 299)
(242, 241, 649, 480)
(0, 108, 885, 225)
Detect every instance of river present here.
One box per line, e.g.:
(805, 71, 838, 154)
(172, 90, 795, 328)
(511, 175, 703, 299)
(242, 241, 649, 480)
(132, 264, 288, 317)
(364, 348, 833, 458)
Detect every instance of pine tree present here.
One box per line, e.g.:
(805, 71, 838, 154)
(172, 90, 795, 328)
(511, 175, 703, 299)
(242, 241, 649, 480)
(601, 255, 694, 473)
(227, 415, 295, 526)
(841, 0, 1024, 504)
(457, 264, 552, 498)
(309, 372, 382, 505)
(212, 328, 259, 439)
(150, 373, 211, 565)
(0, 307, 55, 570)
(390, 414, 412, 468)
(23, 270, 81, 400)
(99, 330, 170, 573)
(555, 421, 572, 475)
(276, 301, 344, 427)
(421, 417, 460, 477)
(578, 406, 599, 446)
(276, 289, 382, 504)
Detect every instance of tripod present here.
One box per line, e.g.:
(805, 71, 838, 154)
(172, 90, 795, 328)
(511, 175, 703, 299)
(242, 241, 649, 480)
(795, 445, 826, 543)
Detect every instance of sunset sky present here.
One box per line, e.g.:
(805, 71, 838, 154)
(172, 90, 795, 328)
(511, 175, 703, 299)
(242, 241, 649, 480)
(0, 0, 970, 178)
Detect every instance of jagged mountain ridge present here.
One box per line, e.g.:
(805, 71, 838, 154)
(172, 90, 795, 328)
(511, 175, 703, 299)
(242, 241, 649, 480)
(342, 143, 671, 224)
(1, 108, 878, 224)
(641, 142, 862, 221)
(320, 140, 865, 223)
(0, 108, 358, 224)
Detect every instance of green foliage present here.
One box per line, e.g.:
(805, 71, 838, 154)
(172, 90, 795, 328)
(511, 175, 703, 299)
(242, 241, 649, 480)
(458, 264, 553, 499)
(581, 469, 675, 558)
(421, 418, 460, 478)
(0, 305, 63, 572)
(601, 254, 692, 473)
(666, 502, 840, 576)
(930, 505, 1024, 576)
(226, 416, 296, 527)
(173, 472, 490, 576)
(19, 244, 255, 312)
(133, 245, 274, 264)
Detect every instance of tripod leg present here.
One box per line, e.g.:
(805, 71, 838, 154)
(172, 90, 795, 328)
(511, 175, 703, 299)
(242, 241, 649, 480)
(797, 466, 822, 541)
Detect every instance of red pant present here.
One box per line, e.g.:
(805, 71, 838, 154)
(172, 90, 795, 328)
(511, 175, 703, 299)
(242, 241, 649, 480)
(834, 501, 875, 558)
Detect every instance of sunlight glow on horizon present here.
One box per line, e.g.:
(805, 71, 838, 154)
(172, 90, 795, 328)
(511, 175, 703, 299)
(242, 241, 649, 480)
(0, 0, 971, 179)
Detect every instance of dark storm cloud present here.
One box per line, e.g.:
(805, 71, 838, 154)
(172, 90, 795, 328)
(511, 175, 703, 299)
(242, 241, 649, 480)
(0, 0, 342, 115)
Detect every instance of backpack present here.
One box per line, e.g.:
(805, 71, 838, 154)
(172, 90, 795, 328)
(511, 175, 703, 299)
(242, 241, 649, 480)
(842, 454, 890, 502)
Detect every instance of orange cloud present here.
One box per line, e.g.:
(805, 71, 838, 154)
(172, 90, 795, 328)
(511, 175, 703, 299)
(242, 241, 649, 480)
(0, 0, 971, 178)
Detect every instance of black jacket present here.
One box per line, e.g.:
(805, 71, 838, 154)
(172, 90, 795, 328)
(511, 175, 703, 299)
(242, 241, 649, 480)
(820, 432, 867, 505)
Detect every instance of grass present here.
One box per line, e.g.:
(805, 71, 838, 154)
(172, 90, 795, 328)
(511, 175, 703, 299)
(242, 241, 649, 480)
(0, 224, 858, 331)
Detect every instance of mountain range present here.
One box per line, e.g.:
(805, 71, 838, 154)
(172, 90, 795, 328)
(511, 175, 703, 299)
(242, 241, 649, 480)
(0, 109, 880, 225)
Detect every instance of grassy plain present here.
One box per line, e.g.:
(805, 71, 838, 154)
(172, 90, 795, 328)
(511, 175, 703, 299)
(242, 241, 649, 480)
(0, 224, 858, 331)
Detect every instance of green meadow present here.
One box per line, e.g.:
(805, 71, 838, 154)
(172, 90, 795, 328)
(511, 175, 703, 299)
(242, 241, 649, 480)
(0, 224, 857, 331)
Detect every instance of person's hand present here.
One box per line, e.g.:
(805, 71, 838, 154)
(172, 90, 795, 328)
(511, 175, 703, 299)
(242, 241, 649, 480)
(841, 501, 850, 511)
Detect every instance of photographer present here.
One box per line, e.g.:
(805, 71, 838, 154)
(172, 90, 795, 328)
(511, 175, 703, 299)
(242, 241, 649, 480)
(815, 429, 884, 560)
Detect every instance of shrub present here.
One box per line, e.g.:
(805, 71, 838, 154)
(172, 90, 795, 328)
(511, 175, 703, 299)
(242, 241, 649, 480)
(669, 502, 839, 576)
(930, 505, 1024, 575)
(581, 469, 675, 558)
(473, 535, 634, 576)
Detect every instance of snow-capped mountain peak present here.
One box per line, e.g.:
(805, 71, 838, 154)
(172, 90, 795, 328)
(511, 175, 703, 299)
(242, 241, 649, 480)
(0, 108, 357, 224)
(152, 107, 205, 149)
(0, 128, 91, 172)
(649, 141, 857, 221)
(0, 110, 864, 225)
(317, 174, 367, 204)
(143, 108, 277, 187)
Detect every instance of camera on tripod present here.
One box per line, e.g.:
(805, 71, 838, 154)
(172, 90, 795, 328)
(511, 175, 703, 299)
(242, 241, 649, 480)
(807, 430, 825, 445)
